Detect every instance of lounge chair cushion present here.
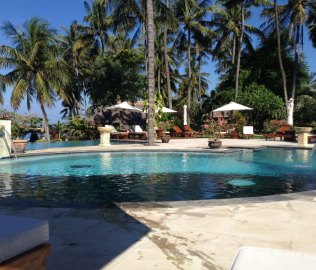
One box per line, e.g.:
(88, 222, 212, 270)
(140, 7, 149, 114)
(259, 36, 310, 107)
(133, 125, 143, 133)
(230, 247, 316, 270)
(0, 215, 49, 263)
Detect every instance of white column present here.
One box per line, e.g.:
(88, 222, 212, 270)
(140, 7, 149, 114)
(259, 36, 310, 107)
(98, 125, 112, 146)
(183, 105, 188, 126)
(0, 120, 11, 158)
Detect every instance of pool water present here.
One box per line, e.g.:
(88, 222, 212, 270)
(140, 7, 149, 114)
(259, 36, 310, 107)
(26, 140, 99, 151)
(0, 149, 315, 203)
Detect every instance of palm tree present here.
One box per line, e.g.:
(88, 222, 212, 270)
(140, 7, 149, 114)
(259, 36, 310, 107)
(212, 5, 263, 73)
(0, 17, 68, 141)
(58, 21, 97, 117)
(262, 0, 316, 124)
(147, 0, 156, 146)
(307, 4, 316, 47)
(82, 0, 113, 53)
(174, 0, 214, 125)
(225, 0, 269, 100)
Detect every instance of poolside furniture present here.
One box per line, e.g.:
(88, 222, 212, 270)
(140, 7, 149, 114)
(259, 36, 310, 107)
(242, 126, 254, 139)
(171, 126, 184, 137)
(128, 125, 148, 140)
(183, 125, 203, 137)
(263, 125, 291, 141)
(108, 125, 128, 139)
(230, 247, 316, 270)
(0, 215, 50, 268)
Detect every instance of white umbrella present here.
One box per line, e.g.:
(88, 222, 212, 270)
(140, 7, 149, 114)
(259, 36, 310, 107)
(104, 101, 142, 112)
(160, 107, 177, 113)
(143, 106, 177, 113)
(183, 105, 188, 125)
(104, 102, 143, 129)
(213, 101, 253, 112)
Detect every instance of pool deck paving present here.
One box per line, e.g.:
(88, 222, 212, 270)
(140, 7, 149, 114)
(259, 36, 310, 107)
(1, 138, 316, 270)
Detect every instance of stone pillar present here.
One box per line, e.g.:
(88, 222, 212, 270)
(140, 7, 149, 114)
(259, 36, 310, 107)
(0, 120, 11, 158)
(295, 127, 312, 147)
(98, 125, 113, 146)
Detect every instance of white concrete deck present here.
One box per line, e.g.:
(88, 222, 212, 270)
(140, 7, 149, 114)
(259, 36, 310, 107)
(1, 138, 315, 270)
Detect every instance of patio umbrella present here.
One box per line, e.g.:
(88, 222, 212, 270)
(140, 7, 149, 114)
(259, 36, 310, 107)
(143, 106, 177, 113)
(213, 101, 253, 112)
(183, 105, 188, 125)
(104, 102, 142, 129)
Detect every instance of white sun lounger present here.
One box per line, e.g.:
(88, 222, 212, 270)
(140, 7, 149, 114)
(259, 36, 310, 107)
(230, 247, 316, 270)
(0, 214, 49, 263)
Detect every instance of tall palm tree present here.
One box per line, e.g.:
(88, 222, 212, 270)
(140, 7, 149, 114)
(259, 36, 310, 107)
(307, 4, 316, 47)
(82, 0, 113, 53)
(225, 0, 269, 100)
(174, 0, 214, 125)
(58, 21, 97, 117)
(147, 0, 156, 146)
(0, 17, 68, 141)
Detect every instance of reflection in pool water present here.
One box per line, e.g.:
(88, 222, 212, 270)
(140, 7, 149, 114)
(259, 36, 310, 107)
(0, 148, 315, 203)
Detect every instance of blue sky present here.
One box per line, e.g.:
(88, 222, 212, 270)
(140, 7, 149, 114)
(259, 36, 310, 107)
(0, 0, 315, 123)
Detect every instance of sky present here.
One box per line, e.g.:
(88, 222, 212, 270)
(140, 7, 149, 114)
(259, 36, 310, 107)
(0, 0, 315, 123)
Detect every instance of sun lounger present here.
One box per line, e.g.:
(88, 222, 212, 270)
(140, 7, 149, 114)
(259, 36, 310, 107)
(242, 126, 254, 139)
(183, 125, 203, 137)
(263, 125, 291, 141)
(230, 247, 316, 270)
(0, 214, 49, 266)
(171, 126, 184, 137)
(128, 125, 147, 140)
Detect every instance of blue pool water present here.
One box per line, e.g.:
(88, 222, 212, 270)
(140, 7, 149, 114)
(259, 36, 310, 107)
(0, 148, 315, 203)
(26, 140, 99, 151)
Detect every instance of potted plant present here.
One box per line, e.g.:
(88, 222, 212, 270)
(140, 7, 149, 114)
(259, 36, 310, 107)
(157, 120, 172, 143)
(207, 119, 226, 148)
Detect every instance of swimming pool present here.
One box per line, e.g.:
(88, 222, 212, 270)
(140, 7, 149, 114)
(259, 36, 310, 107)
(0, 148, 315, 203)
(26, 140, 99, 151)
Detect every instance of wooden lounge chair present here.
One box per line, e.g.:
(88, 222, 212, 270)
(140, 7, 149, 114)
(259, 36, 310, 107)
(263, 125, 290, 141)
(171, 126, 184, 137)
(183, 125, 202, 137)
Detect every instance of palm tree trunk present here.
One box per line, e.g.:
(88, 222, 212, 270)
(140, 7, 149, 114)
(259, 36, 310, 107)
(235, 3, 244, 101)
(164, 0, 172, 109)
(147, 0, 155, 146)
(40, 103, 51, 142)
(274, 0, 288, 103)
(232, 36, 236, 64)
(187, 29, 192, 126)
(291, 23, 300, 99)
(198, 55, 202, 110)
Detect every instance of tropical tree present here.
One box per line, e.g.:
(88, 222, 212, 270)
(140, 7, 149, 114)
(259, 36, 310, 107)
(58, 21, 97, 117)
(224, 0, 269, 100)
(147, 0, 156, 146)
(82, 0, 113, 53)
(174, 0, 214, 125)
(0, 17, 68, 141)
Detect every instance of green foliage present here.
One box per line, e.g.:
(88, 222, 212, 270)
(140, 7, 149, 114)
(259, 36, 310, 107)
(67, 115, 94, 140)
(88, 49, 146, 107)
(238, 83, 286, 129)
(294, 95, 316, 126)
(0, 109, 42, 139)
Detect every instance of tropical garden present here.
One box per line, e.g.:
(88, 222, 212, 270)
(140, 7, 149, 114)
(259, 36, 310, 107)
(0, 0, 316, 145)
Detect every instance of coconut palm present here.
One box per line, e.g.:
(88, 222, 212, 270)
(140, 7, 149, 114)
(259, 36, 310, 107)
(174, 0, 215, 125)
(58, 21, 97, 117)
(225, 0, 269, 100)
(82, 0, 113, 53)
(212, 5, 263, 73)
(307, 4, 316, 47)
(0, 17, 68, 141)
(147, 0, 156, 146)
